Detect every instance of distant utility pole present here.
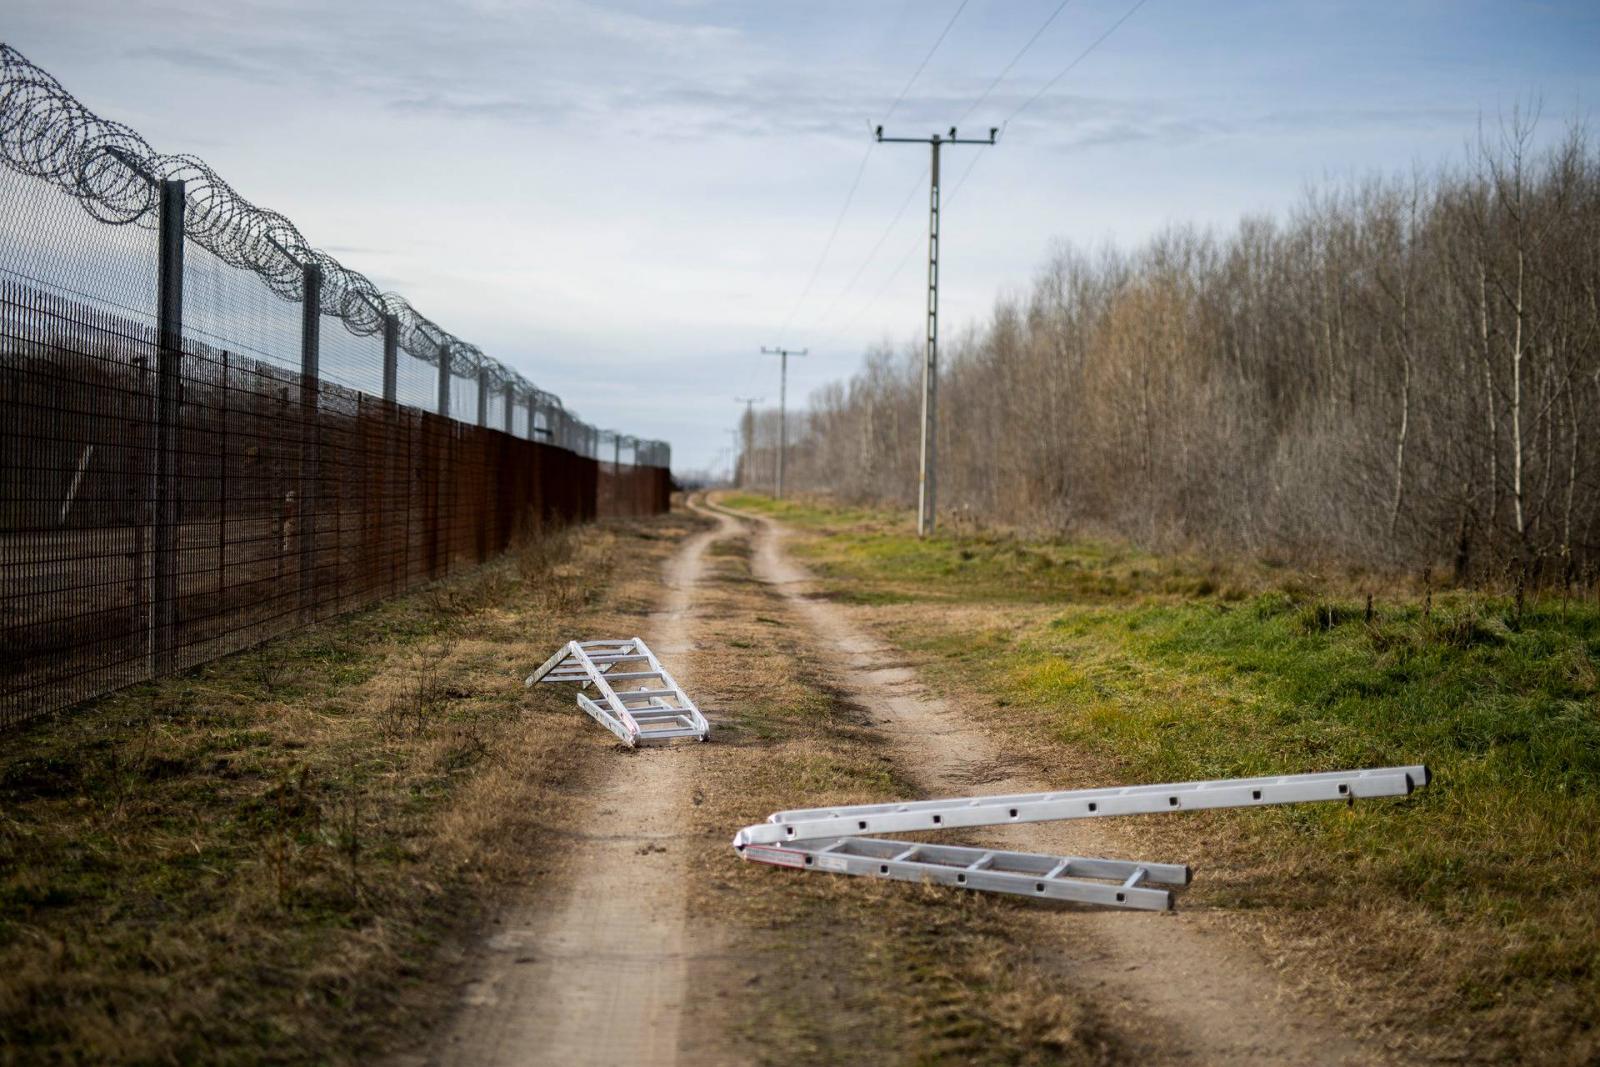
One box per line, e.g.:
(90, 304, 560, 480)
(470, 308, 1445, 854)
(760, 347, 806, 498)
(734, 396, 763, 490)
(875, 124, 997, 537)
(726, 428, 742, 487)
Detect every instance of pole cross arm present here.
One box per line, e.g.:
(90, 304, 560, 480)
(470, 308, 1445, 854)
(875, 125, 999, 145)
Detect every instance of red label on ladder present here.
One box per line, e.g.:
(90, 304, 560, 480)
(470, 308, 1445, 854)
(743, 845, 807, 869)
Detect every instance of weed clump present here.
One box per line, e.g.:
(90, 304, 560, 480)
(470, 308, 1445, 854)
(1295, 601, 1364, 633)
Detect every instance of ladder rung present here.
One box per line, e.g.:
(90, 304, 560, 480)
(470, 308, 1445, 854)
(528, 637, 710, 744)
(740, 838, 1182, 911)
(638, 726, 706, 740)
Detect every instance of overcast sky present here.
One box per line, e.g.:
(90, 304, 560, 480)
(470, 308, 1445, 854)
(6, 0, 1597, 473)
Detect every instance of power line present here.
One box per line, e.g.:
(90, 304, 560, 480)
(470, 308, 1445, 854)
(1006, 0, 1152, 125)
(777, 141, 875, 335)
(775, 0, 972, 339)
(822, 0, 1155, 345)
(931, 0, 1153, 258)
(804, 164, 928, 333)
(803, 0, 1077, 343)
(944, 143, 990, 206)
(818, 234, 924, 349)
(816, 141, 986, 353)
(883, 0, 973, 122)
(809, 130, 991, 348)
(956, 0, 1076, 126)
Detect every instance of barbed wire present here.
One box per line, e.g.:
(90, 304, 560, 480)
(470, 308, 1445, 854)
(0, 42, 667, 461)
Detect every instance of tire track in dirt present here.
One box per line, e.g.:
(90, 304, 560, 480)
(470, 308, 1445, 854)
(427, 502, 738, 1066)
(728, 501, 1394, 1067)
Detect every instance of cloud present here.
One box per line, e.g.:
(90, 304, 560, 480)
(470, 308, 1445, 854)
(1248, 105, 1484, 134)
(125, 45, 276, 83)
(383, 70, 892, 140)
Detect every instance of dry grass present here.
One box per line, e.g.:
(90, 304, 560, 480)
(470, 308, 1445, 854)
(0, 510, 706, 1066)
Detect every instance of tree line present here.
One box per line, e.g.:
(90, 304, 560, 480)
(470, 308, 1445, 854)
(740, 118, 1600, 587)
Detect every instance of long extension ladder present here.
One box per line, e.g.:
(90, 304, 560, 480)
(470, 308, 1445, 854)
(733, 765, 1429, 911)
(526, 638, 710, 747)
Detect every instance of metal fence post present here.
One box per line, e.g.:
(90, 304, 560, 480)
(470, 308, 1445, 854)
(432, 339, 450, 577)
(503, 383, 515, 435)
(436, 341, 451, 418)
(299, 263, 322, 622)
(381, 312, 398, 404)
(151, 178, 185, 677)
(476, 365, 489, 427)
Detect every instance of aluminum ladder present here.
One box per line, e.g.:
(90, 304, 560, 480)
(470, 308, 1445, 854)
(733, 765, 1429, 911)
(526, 638, 710, 747)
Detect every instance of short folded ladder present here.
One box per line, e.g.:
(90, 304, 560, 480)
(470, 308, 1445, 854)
(526, 638, 710, 747)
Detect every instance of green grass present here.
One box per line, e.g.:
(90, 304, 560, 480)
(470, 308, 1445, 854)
(720, 493, 1229, 604)
(723, 492, 1600, 1059)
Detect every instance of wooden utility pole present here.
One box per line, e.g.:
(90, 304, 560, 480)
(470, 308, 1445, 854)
(734, 396, 763, 489)
(875, 124, 996, 536)
(760, 347, 805, 498)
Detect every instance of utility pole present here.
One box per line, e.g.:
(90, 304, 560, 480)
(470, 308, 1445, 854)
(875, 124, 997, 536)
(733, 396, 763, 489)
(760, 347, 805, 498)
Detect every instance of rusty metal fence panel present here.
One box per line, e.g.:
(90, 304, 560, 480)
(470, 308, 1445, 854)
(0, 43, 671, 730)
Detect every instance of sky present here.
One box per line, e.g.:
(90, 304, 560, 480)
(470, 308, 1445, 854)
(5, 0, 1598, 475)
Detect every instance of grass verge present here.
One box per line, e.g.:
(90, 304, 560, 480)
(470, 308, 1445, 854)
(0, 512, 705, 1065)
(722, 492, 1600, 1065)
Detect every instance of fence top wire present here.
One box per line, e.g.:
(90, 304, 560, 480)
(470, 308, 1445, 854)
(0, 41, 667, 465)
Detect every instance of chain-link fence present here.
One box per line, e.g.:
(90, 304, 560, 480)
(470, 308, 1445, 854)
(0, 43, 671, 729)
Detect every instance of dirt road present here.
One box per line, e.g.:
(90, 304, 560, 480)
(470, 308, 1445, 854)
(430, 505, 738, 1066)
(730, 501, 1392, 1066)
(429, 499, 1394, 1065)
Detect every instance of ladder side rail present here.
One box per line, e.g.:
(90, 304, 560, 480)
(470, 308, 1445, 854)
(735, 765, 1428, 847)
(634, 639, 688, 699)
(634, 638, 710, 734)
(762, 765, 1429, 822)
(525, 640, 585, 686)
(577, 692, 639, 747)
(587, 663, 647, 739)
(740, 838, 1179, 911)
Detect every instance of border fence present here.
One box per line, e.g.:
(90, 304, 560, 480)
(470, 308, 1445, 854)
(0, 44, 670, 729)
